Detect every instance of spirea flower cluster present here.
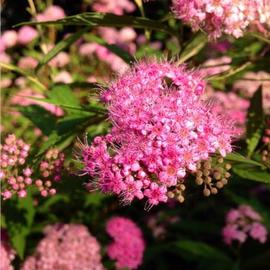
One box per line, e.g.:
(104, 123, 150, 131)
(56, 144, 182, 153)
(222, 205, 268, 245)
(80, 60, 236, 207)
(0, 229, 15, 270)
(172, 0, 270, 39)
(21, 224, 104, 270)
(0, 134, 64, 199)
(106, 217, 145, 269)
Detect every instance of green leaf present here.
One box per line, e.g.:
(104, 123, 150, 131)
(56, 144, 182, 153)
(0, 62, 47, 91)
(4, 196, 35, 259)
(233, 166, 270, 184)
(178, 33, 207, 64)
(174, 240, 231, 262)
(19, 105, 57, 136)
(84, 192, 106, 207)
(48, 85, 80, 108)
(225, 153, 264, 167)
(246, 86, 264, 157)
(16, 12, 177, 36)
(36, 27, 90, 70)
(85, 34, 135, 64)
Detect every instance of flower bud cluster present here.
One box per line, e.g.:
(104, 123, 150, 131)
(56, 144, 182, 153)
(0, 134, 31, 199)
(0, 134, 64, 200)
(222, 205, 268, 245)
(36, 148, 65, 197)
(194, 156, 232, 197)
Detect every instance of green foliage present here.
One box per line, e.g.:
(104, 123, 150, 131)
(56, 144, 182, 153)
(246, 86, 264, 157)
(4, 195, 35, 258)
(17, 12, 177, 36)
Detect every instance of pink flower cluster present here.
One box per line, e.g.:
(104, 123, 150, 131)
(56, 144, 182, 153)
(36, 5, 66, 22)
(106, 217, 145, 269)
(233, 72, 270, 114)
(0, 229, 15, 270)
(92, 0, 136, 15)
(0, 134, 64, 199)
(222, 205, 268, 245)
(0, 134, 31, 199)
(21, 224, 104, 270)
(205, 90, 250, 135)
(172, 0, 270, 39)
(80, 60, 236, 207)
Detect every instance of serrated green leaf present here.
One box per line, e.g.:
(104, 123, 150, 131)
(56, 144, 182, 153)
(36, 27, 90, 70)
(4, 196, 35, 259)
(246, 86, 264, 157)
(15, 12, 177, 36)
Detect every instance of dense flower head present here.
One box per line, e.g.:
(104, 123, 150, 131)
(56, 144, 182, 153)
(172, 0, 270, 39)
(92, 0, 136, 15)
(21, 224, 104, 270)
(80, 59, 237, 207)
(0, 229, 15, 270)
(106, 217, 145, 269)
(222, 205, 268, 245)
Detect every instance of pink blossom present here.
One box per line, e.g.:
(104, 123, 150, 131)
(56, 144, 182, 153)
(0, 52, 11, 64)
(0, 229, 15, 270)
(48, 51, 70, 68)
(0, 78, 12, 88)
(53, 71, 73, 83)
(249, 222, 268, 243)
(172, 0, 270, 39)
(233, 71, 270, 114)
(17, 26, 38, 45)
(21, 224, 104, 270)
(36, 5, 65, 22)
(222, 204, 268, 245)
(106, 217, 145, 269)
(202, 56, 231, 76)
(0, 30, 17, 48)
(18, 56, 38, 69)
(79, 60, 237, 207)
(205, 90, 250, 135)
(92, 0, 136, 15)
